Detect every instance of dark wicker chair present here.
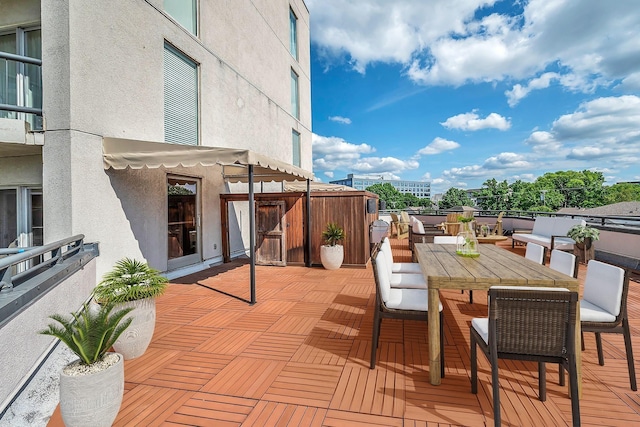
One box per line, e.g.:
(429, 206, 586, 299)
(471, 287, 580, 427)
(370, 246, 444, 376)
(561, 260, 636, 391)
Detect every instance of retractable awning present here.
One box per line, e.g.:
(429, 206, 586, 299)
(102, 137, 314, 182)
(102, 137, 314, 304)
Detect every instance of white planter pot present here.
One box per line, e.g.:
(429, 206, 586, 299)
(59, 352, 124, 427)
(320, 245, 344, 270)
(112, 298, 156, 359)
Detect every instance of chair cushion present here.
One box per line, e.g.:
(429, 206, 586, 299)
(582, 260, 624, 317)
(391, 262, 423, 274)
(386, 288, 443, 311)
(471, 318, 489, 344)
(413, 220, 425, 234)
(549, 249, 576, 277)
(389, 272, 427, 289)
(374, 251, 392, 302)
(580, 299, 617, 323)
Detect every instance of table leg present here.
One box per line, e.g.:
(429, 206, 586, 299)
(429, 288, 441, 385)
(576, 301, 582, 398)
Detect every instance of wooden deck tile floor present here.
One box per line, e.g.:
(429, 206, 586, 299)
(48, 239, 640, 426)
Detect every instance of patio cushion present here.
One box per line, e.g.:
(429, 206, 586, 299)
(471, 318, 489, 344)
(413, 219, 425, 234)
(582, 260, 625, 318)
(580, 300, 617, 323)
(381, 237, 422, 274)
(389, 272, 427, 289)
(386, 288, 443, 311)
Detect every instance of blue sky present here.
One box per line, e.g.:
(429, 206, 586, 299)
(306, 0, 640, 195)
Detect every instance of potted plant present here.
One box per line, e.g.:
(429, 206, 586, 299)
(567, 224, 600, 263)
(320, 222, 345, 270)
(92, 258, 168, 359)
(40, 302, 133, 427)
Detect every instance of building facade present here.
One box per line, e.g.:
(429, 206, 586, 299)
(330, 174, 431, 198)
(0, 0, 312, 276)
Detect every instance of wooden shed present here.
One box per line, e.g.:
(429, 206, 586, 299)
(220, 186, 380, 268)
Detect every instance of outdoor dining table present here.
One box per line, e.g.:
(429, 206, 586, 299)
(414, 242, 581, 395)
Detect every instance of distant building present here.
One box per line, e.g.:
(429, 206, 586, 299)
(330, 174, 431, 198)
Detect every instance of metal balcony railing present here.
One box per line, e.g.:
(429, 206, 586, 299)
(0, 235, 99, 327)
(0, 51, 43, 127)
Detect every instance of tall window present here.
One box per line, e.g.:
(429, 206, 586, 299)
(292, 130, 301, 167)
(164, 0, 197, 35)
(0, 27, 42, 130)
(164, 43, 198, 145)
(289, 7, 298, 60)
(290, 69, 299, 120)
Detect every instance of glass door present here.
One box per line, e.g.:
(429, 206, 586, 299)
(167, 176, 201, 270)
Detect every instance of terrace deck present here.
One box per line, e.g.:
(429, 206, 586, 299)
(48, 239, 640, 426)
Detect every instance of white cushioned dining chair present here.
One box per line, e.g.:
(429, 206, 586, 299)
(471, 286, 580, 427)
(434, 235, 473, 303)
(525, 242, 546, 265)
(565, 260, 636, 391)
(377, 248, 426, 290)
(549, 249, 579, 278)
(381, 237, 422, 274)
(370, 246, 444, 376)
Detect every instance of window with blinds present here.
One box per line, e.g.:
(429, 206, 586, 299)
(164, 43, 198, 146)
(290, 69, 299, 120)
(292, 129, 301, 167)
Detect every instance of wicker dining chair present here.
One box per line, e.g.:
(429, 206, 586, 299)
(471, 286, 580, 427)
(370, 246, 444, 376)
(562, 260, 636, 391)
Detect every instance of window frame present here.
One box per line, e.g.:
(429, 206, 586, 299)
(292, 129, 301, 167)
(289, 7, 298, 60)
(290, 68, 299, 120)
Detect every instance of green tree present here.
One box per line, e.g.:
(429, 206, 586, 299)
(366, 183, 405, 209)
(438, 187, 474, 210)
(604, 183, 640, 204)
(476, 179, 511, 211)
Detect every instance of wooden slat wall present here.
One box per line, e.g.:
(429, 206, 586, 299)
(220, 191, 379, 267)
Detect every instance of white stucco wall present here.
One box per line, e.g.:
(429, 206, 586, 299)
(31, 0, 312, 275)
(0, 258, 97, 409)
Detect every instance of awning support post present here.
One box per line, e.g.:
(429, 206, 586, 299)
(249, 165, 256, 304)
(305, 178, 311, 267)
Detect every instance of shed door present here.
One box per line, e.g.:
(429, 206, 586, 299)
(256, 201, 286, 266)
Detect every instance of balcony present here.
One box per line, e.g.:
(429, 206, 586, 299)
(31, 236, 638, 426)
(0, 50, 43, 137)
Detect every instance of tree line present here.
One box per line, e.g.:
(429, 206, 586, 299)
(366, 170, 640, 212)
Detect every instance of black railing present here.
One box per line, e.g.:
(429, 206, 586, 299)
(0, 51, 43, 119)
(0, 235, 99, 326)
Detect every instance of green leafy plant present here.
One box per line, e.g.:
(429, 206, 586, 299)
(40, 303, 133, 365)
(458, 215, 474, 223)
(93, 258, 169, 304)
(322, 222, 345, 246)
(567, 224, 600, 243)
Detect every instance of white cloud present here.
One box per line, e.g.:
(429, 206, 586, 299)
(505, 72, 560, 106)
(417, 137, 460, 155)
(312, 133, 419, 177)
(483, 152, 531, 169)
(324, 171, 334, 178)
(440, 112, 511, 131)
(328, 116, 352, 124)
(309, 0, 640, 102)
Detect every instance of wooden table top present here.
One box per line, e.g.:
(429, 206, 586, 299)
(476, 235, 508, 243)
(414, 243, 579, 291)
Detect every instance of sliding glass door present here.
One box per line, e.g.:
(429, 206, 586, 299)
(167, 176, 201, 270)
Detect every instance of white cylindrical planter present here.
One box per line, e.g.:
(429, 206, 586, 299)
(59, 352, 124, 427)
(320, 245, 344, 270)
(113, 298, 156, 359)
